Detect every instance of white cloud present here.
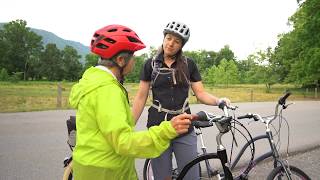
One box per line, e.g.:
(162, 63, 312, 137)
(0, 0, 298, 59)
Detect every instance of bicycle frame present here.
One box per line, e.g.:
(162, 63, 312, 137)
(235, 92, 295, 179)
(231, 135, 272, 174)
(230, 132, 291, 179)
(178, 93, 295, 180)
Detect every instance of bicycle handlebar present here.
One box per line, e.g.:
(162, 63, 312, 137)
(192, 111, 227, 123)
(237, 92, 292, 123)
(278, 92, 291, 105)
(218, 101, 237, 111)
(237, 113, 254, 120)
(238, 113, 261, 122)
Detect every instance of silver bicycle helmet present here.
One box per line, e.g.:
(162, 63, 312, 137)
(163, 21, 190, 45)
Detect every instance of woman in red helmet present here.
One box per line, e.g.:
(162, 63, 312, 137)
(132, 21, 231, 180)
(69, 24, 194, 180)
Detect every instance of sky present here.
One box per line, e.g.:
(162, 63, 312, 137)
(1, 0, 299, 59)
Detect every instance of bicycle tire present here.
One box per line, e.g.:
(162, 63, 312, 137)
(267, 165, 311, 180)
(143, 159, 153, 180)
(62, 160, 73, 180)
(177, 153, 229, 180)
(143, 158, 180, 180)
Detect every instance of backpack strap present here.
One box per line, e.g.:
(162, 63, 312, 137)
(150, 56, 192, 117)
(151, 56, 175, 85)
(151, 98, 190, 121)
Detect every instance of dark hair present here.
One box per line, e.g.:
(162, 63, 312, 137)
(175, 49, 189, 85)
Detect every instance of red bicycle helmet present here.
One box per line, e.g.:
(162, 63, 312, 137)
(90, 25, 146, 59)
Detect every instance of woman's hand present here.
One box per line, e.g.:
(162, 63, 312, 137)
(216, 97, 231, 106)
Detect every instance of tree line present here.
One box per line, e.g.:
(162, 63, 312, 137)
(0, 0, 319, 89)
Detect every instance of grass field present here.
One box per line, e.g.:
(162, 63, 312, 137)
(0, 81, 318, 112)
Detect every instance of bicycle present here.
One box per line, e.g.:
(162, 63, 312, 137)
(62, 116, 76, 180)
(236, 92, 311, 180)
(144, 103, 257, 180)
(144, 93, 311, 179)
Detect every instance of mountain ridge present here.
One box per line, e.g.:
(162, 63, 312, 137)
(0, 23, 90, 63)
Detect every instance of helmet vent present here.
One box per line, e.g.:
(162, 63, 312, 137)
(93, 33, 99, 38)
(96, 43, 109, 49)
(104, 38, 116, 44)
(123, 29, 132, 32)
(127, 36, 140, 43)
(107, 28, 117, 32)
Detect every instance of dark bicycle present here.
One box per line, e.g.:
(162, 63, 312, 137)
(144, 93, 311, 180)
(144, 102, 256, 180)
(236, 92, 311, 180)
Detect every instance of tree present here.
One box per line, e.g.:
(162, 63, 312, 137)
(254, 49, 279, 92)
(273, 0, 320, 86)
(204, 59, 239, 86)
(125, 55, 145, 83)
(236, 54, 259, 83)
(215, 45, 236, 65)
(83, 53, 99, 71)
(62, 46, 82, 81)
(39, 44, 63, 80)
(0, 19, 43, 80)
(0, 68, 9, 81)
(184, 50, 217, 75)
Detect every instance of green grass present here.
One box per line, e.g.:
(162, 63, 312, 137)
(0, 81, 75, 112)
(0, 82, 318, 112)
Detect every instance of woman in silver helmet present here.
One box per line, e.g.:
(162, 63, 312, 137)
(133, 21, 230, 180)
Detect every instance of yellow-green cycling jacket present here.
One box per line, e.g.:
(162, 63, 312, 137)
(69, 66, 178, 180)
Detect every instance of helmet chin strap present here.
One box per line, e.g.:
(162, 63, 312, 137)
(111, 52, 132, 84)
(114, 61, 128, 85)
(119, 68, 125, 85)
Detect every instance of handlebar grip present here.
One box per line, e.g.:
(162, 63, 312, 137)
(278, 92, 291, 105)
(218, 100, 226, 110)
(238, 113, 253, 119)
(194, 111, 208, 121)
(192, 121, 213, 128)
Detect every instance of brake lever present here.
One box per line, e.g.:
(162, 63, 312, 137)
(283, 102, 294, 109)
(227, 105, 238, 110)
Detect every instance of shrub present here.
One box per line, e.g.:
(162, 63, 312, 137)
(0, 68, 10, 81)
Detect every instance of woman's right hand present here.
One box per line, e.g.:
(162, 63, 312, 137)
(170, 113, 193, 135)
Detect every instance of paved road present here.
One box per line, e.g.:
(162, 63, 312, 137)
(0, 101, 319, 179)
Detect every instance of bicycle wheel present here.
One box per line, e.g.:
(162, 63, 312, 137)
(267, 165, 311, 180)
(177, 153, 229, 180)
(143, 158, 180, 180)
(143, 159, 153, 180)
(62, 160, 73, 180)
